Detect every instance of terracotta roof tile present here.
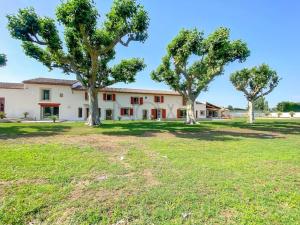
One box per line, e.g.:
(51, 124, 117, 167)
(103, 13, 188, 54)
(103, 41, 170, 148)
(0, 82, 24, 89)
(73, 86, 180, 96)
(23, 78, 78, 86)
(1, 77, 180, 96)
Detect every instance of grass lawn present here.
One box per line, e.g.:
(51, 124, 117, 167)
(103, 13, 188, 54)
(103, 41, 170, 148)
(0, 119, 299, 224)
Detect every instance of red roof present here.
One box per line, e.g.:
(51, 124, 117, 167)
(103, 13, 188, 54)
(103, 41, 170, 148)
(0, 82, 24, 89)
(23, 78, 77, 86)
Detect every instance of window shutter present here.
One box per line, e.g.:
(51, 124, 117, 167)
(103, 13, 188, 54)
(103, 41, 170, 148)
(177, 109, 180, 118)
(103, 93, 107, 101)
(120, 108, 124, 116)
(130, 108, 133, 116)
(112, 94, 116, 101)
(139, 97, 143, 105)
(162, 109, 166, 119)
(151, 109, 155, 119)
(154, 96, 157, 103)
(131, 97, 134, 104)
(161, 96, 164, 103)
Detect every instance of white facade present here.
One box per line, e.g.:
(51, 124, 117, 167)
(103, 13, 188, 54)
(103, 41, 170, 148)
(0, 78, 210, 121)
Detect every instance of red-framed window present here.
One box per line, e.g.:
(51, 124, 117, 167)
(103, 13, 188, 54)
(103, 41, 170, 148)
(103, 93, 116, 101)
(0, 98, 5, 112)
(154, 96, 164, 103)
(131, 97, 144, 105)
(120, 108, 133, 116)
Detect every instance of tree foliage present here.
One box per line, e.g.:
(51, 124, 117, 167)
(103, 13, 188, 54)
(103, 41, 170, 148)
(230, 64, 280, 123)
(151, 28, 249, 124)
(230, 64, 280, 102)
(7, 0, 149, 125)
(253, 96, 269, 111)
(0, 54, 7, 67)
(277, 101, 300, 112)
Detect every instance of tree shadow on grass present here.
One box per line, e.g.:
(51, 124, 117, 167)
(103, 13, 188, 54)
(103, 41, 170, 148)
(212, 119, 300, 135)
(0, 123, 72, 140)
(99, 121, 283, 141)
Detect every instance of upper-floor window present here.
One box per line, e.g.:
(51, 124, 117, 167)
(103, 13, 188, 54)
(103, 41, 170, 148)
(131, 97, 143, 105)
(85, 92, 88, 101)
(42, 89, 50, 100)
(103, 93, 116, 101)
(154, 95, 164, 103)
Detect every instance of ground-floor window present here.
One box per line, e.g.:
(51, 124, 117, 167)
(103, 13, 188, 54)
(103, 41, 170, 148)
(0, 98, 4, 112)
(42, 106, 59, 119)
(142, 110, 148, 120)
(106, 109, 113, 120)
(78, 108, 83, 118)
(120, 108, 133, 116)
(200, 110, 205, 116)
(177, 109, 186, 118)
(152, 108, 166, 119)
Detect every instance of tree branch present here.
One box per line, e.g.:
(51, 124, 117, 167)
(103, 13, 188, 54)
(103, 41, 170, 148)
(120, 34, 134, 47)
(27, 34, 47, 45)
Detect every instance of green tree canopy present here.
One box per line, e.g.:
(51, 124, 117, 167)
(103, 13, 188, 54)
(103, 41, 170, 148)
(7, 0, 149, 126)
(230, 64, 280, 123)
(151, 28, 249, 124)
(0, 54, 7, 67)
(277, 101, 300, 112)
(253, 96, 269, 111)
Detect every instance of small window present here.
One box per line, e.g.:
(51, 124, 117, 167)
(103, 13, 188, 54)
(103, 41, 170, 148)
(78, 108, 83, 118)
(106, 94, 113, 101)
(123, 108, 130, 116)
(155, 96, 161, 103)
(85, 92, 88, 101)
(131, 97, 140, 104)
(60, 93, 63, 98)
(178, 109, 187, 118)
(200, 110, 205, 116)
(42, 89, 50, 100)
(154, 96, 164, 103)
(98, 108, 101, 117)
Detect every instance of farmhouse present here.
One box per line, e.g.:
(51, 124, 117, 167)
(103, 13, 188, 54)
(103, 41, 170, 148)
(0, 78, 223, 121)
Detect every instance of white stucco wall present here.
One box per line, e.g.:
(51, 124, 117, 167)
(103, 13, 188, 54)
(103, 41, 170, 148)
(0, 82, 217, 121)
(270, 112, 300, 118)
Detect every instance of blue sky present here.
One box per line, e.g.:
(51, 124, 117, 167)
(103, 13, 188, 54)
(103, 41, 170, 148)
(0, 0, 299, 108)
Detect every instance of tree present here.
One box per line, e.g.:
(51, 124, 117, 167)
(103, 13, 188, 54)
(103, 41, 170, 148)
(277, 101, 300, 112)
(7, 0, 149, 126)
(230, 64, 280, 124)
(151, 28, 249, 124)
(0, 54, 7, 67)
(253, 96, 269, 111)
(228, 105, 234, 110)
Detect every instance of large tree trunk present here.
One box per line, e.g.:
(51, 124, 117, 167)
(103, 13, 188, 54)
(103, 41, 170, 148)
(248, 100, 255, 124)
(186, 99, 197, 125)
(87, 85, 101, 126)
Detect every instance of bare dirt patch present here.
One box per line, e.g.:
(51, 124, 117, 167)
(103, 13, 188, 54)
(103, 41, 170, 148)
(143, 169, 160, 186)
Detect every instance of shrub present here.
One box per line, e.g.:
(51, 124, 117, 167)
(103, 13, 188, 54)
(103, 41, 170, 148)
(0, 112, 6, 119)
(264, 111, 270, 117)
(289, 111, 295, 117)
(118, 116, 122, 121)
(277, 111, 282, 118)
(50, 115, 58, 123)
(23, 112, 29, 118)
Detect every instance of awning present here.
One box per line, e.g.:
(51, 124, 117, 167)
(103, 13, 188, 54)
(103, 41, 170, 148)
(39, 103, 61, 107)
